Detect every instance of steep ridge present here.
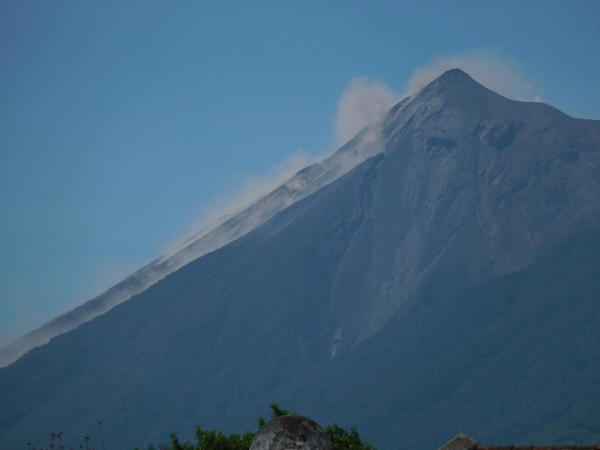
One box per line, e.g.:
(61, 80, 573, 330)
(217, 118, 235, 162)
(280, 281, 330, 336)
(0, 70, 598, 449)
(0, 111, 386, 368)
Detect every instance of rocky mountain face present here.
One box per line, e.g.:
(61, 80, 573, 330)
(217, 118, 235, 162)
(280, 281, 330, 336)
(0, 103, 383, 369)
(331, 69, 600, 345)
(0, 69, 599, 450)
(0, 108, 381, 367)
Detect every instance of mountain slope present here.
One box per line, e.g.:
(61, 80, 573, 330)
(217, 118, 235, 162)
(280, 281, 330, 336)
(291, 231, 600, 449)
(0, 69, 599, 449)
(0, 112, 383, 368)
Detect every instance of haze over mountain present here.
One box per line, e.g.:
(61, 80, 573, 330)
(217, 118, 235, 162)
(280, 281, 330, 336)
(0, 69, 599, 449)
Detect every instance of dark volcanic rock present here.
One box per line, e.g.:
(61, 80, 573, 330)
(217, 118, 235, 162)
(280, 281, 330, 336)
(249, 416, 332, 450)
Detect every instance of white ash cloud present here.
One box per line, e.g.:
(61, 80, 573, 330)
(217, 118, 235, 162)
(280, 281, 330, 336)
(334, 78, 402, 145)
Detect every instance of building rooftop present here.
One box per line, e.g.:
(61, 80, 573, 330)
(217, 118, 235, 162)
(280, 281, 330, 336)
(439, 433, 600, 450)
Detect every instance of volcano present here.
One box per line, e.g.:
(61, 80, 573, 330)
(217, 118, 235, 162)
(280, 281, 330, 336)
(1, 69, 599, 450)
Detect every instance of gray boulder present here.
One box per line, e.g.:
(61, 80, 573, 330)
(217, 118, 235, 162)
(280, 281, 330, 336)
(249, 415, 332, 450)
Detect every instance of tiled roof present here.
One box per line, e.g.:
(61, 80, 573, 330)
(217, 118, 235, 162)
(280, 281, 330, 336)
(474, 446, 600, 450)
(438, 433, 600, 450)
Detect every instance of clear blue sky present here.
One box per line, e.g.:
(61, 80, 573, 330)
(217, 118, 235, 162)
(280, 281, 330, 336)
(1, 0, 599, 345)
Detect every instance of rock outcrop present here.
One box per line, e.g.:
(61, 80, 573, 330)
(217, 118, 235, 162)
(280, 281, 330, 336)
(249, 415, 332, 450)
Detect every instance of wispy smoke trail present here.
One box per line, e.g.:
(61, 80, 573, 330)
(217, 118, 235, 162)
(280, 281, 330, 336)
(335, 78, 402, 145)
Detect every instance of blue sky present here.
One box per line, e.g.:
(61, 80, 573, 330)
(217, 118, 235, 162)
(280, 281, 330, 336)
(1, 0, 599, 345)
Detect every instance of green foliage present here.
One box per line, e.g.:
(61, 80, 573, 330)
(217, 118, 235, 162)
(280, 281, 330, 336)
(169, 427, 253, 450)
(193, 427, 254, 450)
(144, 403, 376, 450)
(268, 402, 290, 418)
(325, 423, 376, 450)
(257, 402, 292, 429)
